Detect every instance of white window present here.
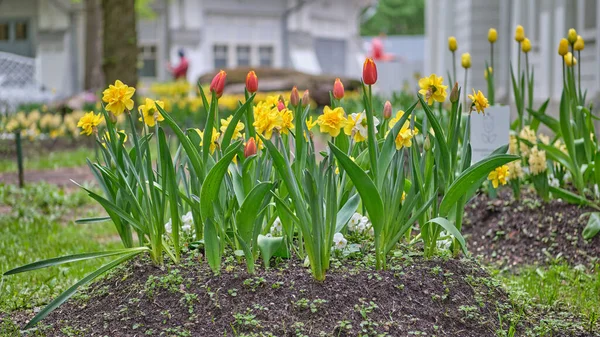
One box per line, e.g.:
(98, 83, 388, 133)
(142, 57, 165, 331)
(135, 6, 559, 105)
(259, 46, 274, 67)
(138, 45, 157, 78)
(0, 23, 8, 41)
(237, 45, 251, 67)
(214, 45, 228, 69)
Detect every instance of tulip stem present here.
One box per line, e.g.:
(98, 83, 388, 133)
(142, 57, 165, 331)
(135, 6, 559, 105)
(577, 50, 581, 104)
(517, 42, 521, 79)
(463, 69, 468, 113)
(451, 52, 456, 84)
(525, 53, 530, 116)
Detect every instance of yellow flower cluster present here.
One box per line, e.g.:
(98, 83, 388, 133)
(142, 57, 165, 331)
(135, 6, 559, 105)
(195, 127, 220, 155)
(528, 146, 547, 175)
(519, 126, 537, 156)
(468, 89, 489, 114)
(220, 115, 245, 140)
(138, 98, 165, 127)
(77, 111, 104, 136)
(388, 110, 418, 150)
(150, 80, 191, 97)
(1, 110, 88, 140)
(508, 135, 519, 155)
(102, 80, 135, 116)
(418, 74, 448, 106)
(488, 165, 509, 188)
(317, 106, 347, 137)
(253, 96, 294, 139)
(507, 160, 524, 181)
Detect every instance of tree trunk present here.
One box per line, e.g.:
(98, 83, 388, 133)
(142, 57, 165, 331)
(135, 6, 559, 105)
(84, 0, 104, 91)
(101, 0, 138, 89)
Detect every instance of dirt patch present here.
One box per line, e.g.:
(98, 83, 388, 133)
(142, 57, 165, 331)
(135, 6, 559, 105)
(463, 188, 600, 267)
(8, 253, 593, 337)
(0, 166, 94, 189)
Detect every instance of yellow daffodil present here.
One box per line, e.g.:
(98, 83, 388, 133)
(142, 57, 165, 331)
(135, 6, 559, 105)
(196, 127, 220, 155)
(138, 98, 165, 127)
(528, 146, 547, 175)
(102, 80, 135, 116)
(306, 116, 317, 130)
(394, 120, 417, 150)
(77, 111, 104, 136)
(220, 115, 245, 139)
(488, 165, 509, 188)
(317, 106, 347, 137)
(418, 74, 448, 105)
(344, 111, 379, 143)
(253, 101, 282, 139)
(278, 108, 294, 135)
(468, 89, 489, 114)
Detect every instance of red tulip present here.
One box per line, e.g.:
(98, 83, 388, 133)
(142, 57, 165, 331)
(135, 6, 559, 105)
(277, 100, 286, 112)
(333, 78, 345, 99)
(245, 71, 258, 93)
(362, 58, 377, 85)
(290, 86, 299, 107)
(244, 137, 257, 157)
(383, 100, 392, 119)
(210, 70, 227, 97)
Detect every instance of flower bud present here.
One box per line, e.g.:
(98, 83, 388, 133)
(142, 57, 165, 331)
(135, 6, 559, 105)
(514, 25, 525, 42)
(567, 28, 577, 44)
(362, 58, 378, 85)
(448, 36, 457, 52)
(245, 70, 258, 94)
(209, 70, 227, 98)
(244, 137, 257, 158)
(461, 53, 471, 69)
(290, 86, 299, 107)
(488, 28, 497, 43)
(564, 52, 577, 67)
(301, 90, 310, 107)
(424, 134, 432, 151)
(521, 38, 531, 53)
(277, 100, 286, 112)
(333, 78, 345, 100)
(558, 38, 569, 56)
(383, 100, 392, 119)
(574, 35, 584, 51)
(449, 82, 459, 103)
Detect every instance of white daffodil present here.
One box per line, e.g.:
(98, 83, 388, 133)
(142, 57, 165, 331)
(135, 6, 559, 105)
(181, 211, 194, 233)
(333, 232, 347, 250)
(348, 213, 362, 231)
(350, 111, 379, 140)
(165, 218, 172, 234)
(270, 217, 282, 236)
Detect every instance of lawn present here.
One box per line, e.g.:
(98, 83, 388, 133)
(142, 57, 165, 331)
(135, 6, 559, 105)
(0, 147, 92, 173)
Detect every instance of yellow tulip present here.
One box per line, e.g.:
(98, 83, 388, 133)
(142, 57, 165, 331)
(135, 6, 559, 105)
(564, 52, 577, 67)
(461, 53, 471, 69)
(558, 38, 569, 56)
(521, 38, 531, 53)
(515, 25, 525, 42)
(488, 28, 497, 43)
(448, 36, 457, 52)
(567, 28, 577, 44)
(574, 35, 585, 51)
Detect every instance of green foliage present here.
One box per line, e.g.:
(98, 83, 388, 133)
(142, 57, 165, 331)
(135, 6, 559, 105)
(361, 0, 425, 36)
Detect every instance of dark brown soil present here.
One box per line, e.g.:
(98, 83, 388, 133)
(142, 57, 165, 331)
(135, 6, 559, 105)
(463, 188, 600, 267)
(6, 253, 571, 337)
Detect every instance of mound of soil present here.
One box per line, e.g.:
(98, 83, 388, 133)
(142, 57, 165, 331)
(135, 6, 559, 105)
(463, 188, 600, 267)
(9, 253, 592, 336)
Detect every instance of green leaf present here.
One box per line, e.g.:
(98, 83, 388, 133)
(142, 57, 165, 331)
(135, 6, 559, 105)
(329, 142, 384, 237)
(221, 94, 256, 149)
(439, 153, 520, 216)
(335, 193, 361, 232)
(257, 234, 284, 269)
(74, 217, 111, 224)
(427, 217, 468, 255)
(583, 212, 600, 240)
(3, 248, 149, 276)
(418, 94, 451, 182)
(549, 186, 600, 210)
(22, 251, 144, 329)
(236, 182, 273, 245)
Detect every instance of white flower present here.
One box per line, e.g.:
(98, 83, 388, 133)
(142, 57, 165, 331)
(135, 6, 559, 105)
(350, 111, 380, 140)
(165, 218, 172, 234)
(366, 224, 374, 236)
(548, 175, 559, 188)
(181, 211, 194, 233)
(356, 216, 369, 233)
(270, 217, 282, 236)
(348, 213, 362, 231)
(333, 232, 347, 250)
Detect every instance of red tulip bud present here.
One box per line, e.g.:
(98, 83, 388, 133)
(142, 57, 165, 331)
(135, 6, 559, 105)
(362, 58, 377, 85)
(244, 137, 257, 157)
(383, 100, 392, 119)
(209, 70, 227, 97)
(245, 71, 258, 93)
(302, 90, 310, 107)
(277, 100, 286, 111)
(290, 86, 299, 107)
(333, 78, 345, 100)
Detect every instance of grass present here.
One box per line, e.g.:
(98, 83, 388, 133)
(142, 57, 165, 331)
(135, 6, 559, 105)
(0, 147, 92, 173)
(0, 183, 121, 312)
(497, 263, 600, 334)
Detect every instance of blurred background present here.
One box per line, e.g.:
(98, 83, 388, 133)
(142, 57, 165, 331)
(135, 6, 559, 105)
(0, 0, 426, 111)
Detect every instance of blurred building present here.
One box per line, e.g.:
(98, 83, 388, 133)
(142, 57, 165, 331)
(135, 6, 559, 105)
(0, 0, 366, 98)
(425, 0, 599, 104)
